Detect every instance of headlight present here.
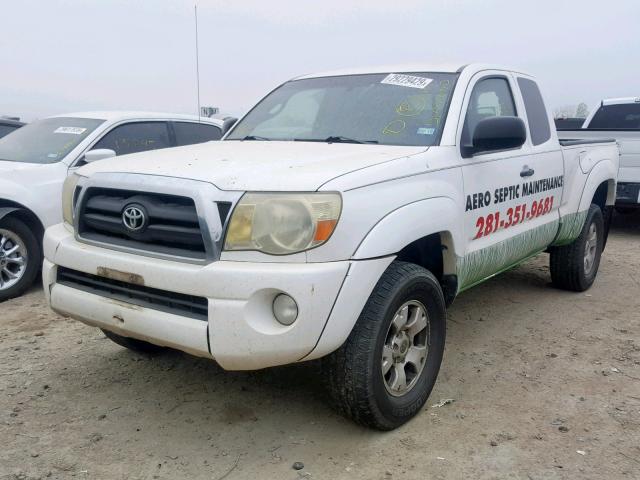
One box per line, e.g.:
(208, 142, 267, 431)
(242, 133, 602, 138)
(224, 192, 342, 255)
(62, 173, 82, 225)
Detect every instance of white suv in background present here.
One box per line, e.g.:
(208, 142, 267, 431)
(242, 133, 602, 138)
(558, 97, 640, 212)
(0, 111, 233, 301)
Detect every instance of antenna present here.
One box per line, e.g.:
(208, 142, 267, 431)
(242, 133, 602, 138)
(194, 4, 201, 121)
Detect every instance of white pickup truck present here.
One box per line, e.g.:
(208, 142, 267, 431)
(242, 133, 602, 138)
(0, 112, 230, 301)
(43, 64, 619, 430)
(557, 97, 640, 212)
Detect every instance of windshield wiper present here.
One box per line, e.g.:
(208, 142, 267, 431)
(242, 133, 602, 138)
(240, 135, 271, 141)
(294, 136, 378, 144)
(325, 136, 363, 144)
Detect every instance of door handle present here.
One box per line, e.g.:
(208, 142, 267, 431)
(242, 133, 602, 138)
(520, 166, 535, 177)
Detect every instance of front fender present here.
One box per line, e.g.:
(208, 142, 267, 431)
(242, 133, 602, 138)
(353, 196, 463, 260)
(0, 175, 62, 229)
(0, 178, 33, 222)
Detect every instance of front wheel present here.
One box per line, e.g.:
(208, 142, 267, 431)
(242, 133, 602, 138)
(0, 216, 41, 303)
(550, 204, 604, 292)
(322, 261, 446, 430)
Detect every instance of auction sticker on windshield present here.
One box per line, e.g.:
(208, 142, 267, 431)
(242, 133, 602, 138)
(54, 127, 87, 135)
(381, 74, 432, 89)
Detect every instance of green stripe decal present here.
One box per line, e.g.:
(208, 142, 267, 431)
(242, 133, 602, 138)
(457, 220, 559, 291)
(551, 210, 588, 246)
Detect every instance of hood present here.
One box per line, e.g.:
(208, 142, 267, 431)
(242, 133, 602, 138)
(0, 160, 60, 182)
(78, 141, 427, 191)
(0, 160, 50, 172)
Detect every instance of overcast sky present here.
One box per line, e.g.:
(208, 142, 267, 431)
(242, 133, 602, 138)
(1, 0, 638, 121)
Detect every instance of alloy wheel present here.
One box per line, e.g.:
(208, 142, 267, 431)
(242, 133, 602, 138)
(583, 222, 598, 276)
(381, 300, 430, 396)
(0, 229, 28, 291)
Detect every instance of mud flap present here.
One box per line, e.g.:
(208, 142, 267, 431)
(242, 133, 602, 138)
(602, 206, 613, 250)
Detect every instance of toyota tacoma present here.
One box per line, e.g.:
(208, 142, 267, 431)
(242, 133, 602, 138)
(43, 64, 619, 430)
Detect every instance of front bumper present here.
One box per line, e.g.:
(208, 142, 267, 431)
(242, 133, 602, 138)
(616, 182, 640, 207)
(43, 223, 391, 370)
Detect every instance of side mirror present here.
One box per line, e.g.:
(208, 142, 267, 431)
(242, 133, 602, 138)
(84, 148, 116, 163)
(471, 116, 526, 155)
(221, 117, 238, 136)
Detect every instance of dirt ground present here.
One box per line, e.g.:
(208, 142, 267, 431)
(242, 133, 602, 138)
(1, 213, 639, 480)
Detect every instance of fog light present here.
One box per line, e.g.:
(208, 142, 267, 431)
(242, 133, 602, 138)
(273, 294, 298, 326)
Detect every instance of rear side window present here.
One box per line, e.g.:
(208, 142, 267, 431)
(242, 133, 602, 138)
(588, 103, 640, 129)
(517, 77, 551, 145)
(94, 122, 171, 156)
(173, 122, 222, 146)
(461, 77, 517, 147)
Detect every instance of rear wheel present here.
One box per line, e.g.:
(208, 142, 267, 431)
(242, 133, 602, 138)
(0, 216, 41, 302)
(550, 204, 604, 292)
(322, 261, 446, 430)
(102, 329, 165, 354)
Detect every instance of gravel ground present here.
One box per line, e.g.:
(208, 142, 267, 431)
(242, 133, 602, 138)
(1, 212, 639, 480)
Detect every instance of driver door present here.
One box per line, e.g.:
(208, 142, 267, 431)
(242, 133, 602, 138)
(458, 72, 556, 289)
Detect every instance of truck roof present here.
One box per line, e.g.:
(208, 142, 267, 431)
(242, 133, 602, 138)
(601, 97, 640, 106)
(48, 111, 224, 125)
(295, 63, 531, 80)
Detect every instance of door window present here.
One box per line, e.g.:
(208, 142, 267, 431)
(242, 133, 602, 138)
(461, 77, 517, 147)
(517, 77, 551, 145)
(94, 122, 171, 156)
(173, 122, 222, 146)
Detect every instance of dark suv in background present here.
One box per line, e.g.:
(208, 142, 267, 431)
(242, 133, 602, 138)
(0, 117, 25, 138)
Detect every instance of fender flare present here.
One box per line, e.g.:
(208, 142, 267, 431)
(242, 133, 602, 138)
(0, 179, 48, 236)
(353, 196, 463, 260)
(0, 204, 45, 244)
(0, 207, 20, 222)
(578, 160, 617, 212)
(307, 197, 463, 361)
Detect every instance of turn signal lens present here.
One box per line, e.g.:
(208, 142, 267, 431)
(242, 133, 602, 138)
(314, 219, 338, 243)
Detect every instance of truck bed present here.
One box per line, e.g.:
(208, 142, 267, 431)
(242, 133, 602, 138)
(558, 137, 616, 147)
(559, 129, 640, 206)
(558, 129, 640, 185)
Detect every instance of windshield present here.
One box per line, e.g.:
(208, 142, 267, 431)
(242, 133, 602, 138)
(227, 72, 458, 146)
(588, 103, 640, 129)
(0, 117, 105, 164)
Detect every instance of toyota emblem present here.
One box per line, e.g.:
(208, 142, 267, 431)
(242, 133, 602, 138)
(122, 204, 147, 232)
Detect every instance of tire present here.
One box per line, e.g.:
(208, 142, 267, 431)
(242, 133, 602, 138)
(0, 216, 41, 303)
(322, 261, 446, 430)
(550, 204, 604, 292)
(102, 329, 165, 354)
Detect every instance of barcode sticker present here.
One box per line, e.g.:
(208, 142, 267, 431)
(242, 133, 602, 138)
(381, 74, 432, 89)
(54, 127, 87, 135)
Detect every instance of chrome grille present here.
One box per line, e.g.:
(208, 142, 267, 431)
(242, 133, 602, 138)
(78, 188, 206, 260)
